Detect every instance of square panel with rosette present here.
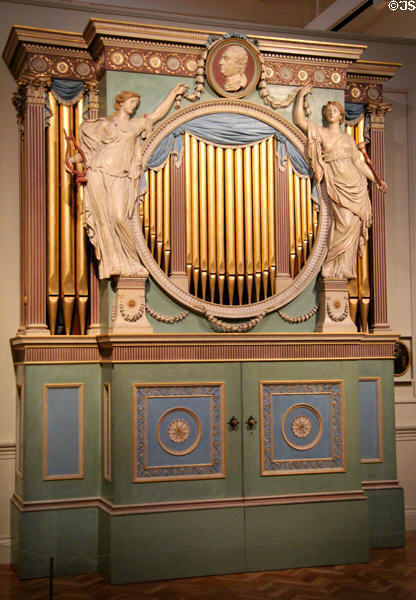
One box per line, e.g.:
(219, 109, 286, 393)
(133, 383, 225, 482)
(260, 381, 345, 475)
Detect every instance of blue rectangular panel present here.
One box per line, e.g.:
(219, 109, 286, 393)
(261, 381, 345, 475)
(134, 383, 225, 482)
(44, 385, 83, 478)
(359, 379, 382, 461)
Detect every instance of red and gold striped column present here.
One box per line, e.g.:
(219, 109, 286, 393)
(367, 102, 391, 332)
(85, 82, 101, 335)
(20, 77, 49, 335)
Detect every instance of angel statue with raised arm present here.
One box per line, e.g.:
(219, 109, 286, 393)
(78, 83, 187, 279)
(294, 84, 386, 280)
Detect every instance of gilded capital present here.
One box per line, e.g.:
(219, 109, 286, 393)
(84, 80, 100, 111)
(367, 102, 392, 130)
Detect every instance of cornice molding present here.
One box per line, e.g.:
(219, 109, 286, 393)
(10, 332, 399, 364)
(4, 17, 373, 84)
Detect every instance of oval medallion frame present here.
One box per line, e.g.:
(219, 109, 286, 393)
(135, 99, 329, 319)
(206, 38, 262, 99)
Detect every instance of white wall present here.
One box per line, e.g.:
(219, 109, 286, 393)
(0, 0, 415, 563)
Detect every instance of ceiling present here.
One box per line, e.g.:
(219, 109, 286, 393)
(6, 0, 416, 40)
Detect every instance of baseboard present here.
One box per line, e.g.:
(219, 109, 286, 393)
(0, 536, 11, 565)
(405, 507, 416, 531)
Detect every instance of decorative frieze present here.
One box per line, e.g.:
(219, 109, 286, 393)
(10, 333, 397, 365)
(263, 60, 346, 89)
(345, 81, 383, 103)
(26, 51, 96, 80)
(104, 45, 200, 76)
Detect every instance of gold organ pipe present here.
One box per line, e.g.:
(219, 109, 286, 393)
(207, 144, 217, 301)
(215, 147, 225, 303)
(306, 177, 313, 251)
(199, 141, 208, 300)
(234, 148, 245, 305)
(225, 148, 236, 303)
(252, 144, 262, 301)
(163, 160, 171, 274)
(191, 136, 200, 294)
(293, 171, 302, 271)
(184, 133, 192, 284)
(260, 140, 269, 296)
(349, 277, 359, 326)
(149, 169, 156, 255)
(287, 161, 296, 278)
(300, 177, 308, 261)
(59, 104, 75, 334)
(46, 93, 59, 334)
(345, 125, 354, 137)
(139, 198, 144, 228)
(74, 98, 88, 334)
(359, 241, 371, 332)
(267, 137, 276, 294)
(143, 171, 150, 244)
(355, 117, 365, 145)
(156, 169, 164, 265)
(313, 204, 318, 239)
(243, 147, 254, 303)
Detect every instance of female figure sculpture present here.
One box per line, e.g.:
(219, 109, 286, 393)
(294, 85, 386, 279)
(79, 84, 187, 279)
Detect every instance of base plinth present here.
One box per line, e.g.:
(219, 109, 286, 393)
(315, 277, 357, 333)
(111, 275, 153, 334)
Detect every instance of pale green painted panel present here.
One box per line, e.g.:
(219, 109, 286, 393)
(103, 71, 194, 117)
(241, 360, 362, 497)
(245, 500, 369, 571)
(104, 508, 245, 583)
(22, 365, 101, 501)
(365, 488, 405, 548)
(111, 362, 243, 505)
(359, 360, 398, 482)
(11, 507, 98, 579)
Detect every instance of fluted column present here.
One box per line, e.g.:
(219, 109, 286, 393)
(367, 102, 391, 332)
(85, 81, 101, 335)
(14, 77, 50, 335)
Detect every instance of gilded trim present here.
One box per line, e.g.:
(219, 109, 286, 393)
(43, 383, 84, 480)
(133, 382, 225, 482)
(15, 384, 24, 477)
(260, 380, 346, 475)
(156, 407, 202, 456)
(103, 383, 111, 482)
(359, 377, 383, 464)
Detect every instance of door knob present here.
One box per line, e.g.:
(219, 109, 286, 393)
(227, 416, 239, 430)
(246, 415, 258, 429)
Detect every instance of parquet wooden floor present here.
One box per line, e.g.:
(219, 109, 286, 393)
(1, 532, 415, 600)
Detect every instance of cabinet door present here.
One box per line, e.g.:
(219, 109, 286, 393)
(241, 361, 347, 499)
(240, 362, 366, 573)
(125, 361, 244, 503)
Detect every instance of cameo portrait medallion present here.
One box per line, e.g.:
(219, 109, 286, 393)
(206, 38, 262, 99)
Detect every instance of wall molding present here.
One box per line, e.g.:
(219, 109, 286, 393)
(0, 443, 16, 460)
(396, 427, 416, 442)
(11, 490, 366, 515)
(361, 480, 401, 490)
